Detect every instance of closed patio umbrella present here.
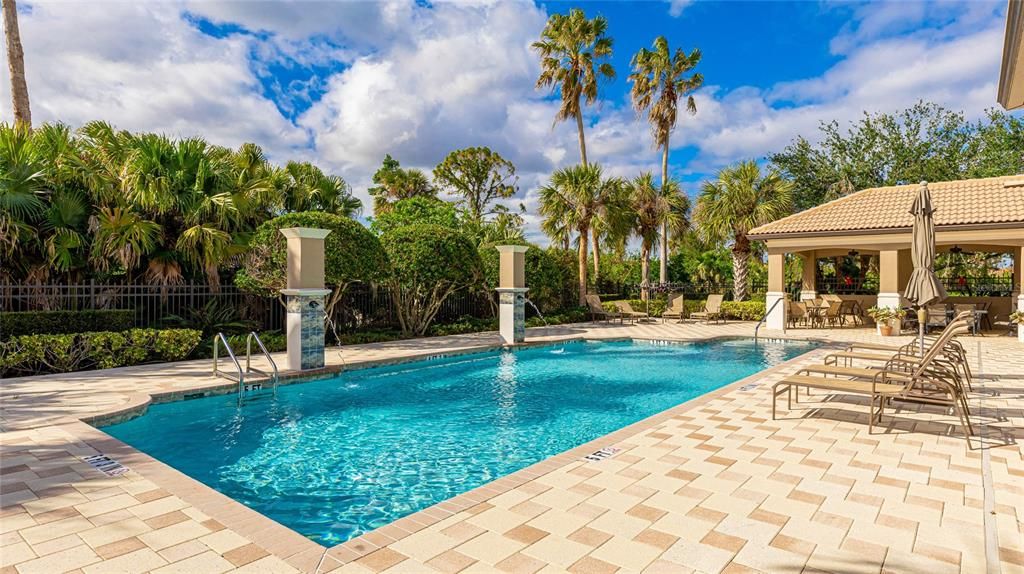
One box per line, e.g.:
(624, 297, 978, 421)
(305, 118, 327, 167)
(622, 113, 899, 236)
(903, 181, 947, 354)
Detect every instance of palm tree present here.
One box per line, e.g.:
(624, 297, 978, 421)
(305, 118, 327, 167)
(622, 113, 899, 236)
(614, 174, 689, 297)
(368, 155, 435, 214)
(538, 163, 621, 305)
(696, 161, 792, 301)
(280, 161, 361, 217)
(2, 0, 31, 126)
(629, 36, 702, 283)
(532, 8, 615, 166)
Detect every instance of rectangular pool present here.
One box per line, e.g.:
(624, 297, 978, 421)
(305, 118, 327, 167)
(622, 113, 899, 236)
(102, 338, 814, 546)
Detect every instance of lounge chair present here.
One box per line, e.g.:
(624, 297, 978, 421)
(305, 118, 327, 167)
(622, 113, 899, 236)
(586, 295, 622, 323)
(926, 304, 949, 333)
(615, 301, 650, 323)
(690, 294, 725, 324)
(772, 320, 974, 437)
(661, 294, 686, 323)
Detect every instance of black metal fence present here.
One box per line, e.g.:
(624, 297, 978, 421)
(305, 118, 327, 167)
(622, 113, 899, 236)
(617, 281, 771, 300)
(0, 281, 498, 332)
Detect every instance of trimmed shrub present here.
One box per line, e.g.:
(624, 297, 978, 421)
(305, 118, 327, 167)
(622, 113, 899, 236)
(369, 197, 459, 236)
(235, 211, 388, 320)
(381, 224, 483, 336)
(720, 301, 766, 321)
(0, 329, 202, 377)
(1, 310, 135, 339)
(603, 299, 765, 321)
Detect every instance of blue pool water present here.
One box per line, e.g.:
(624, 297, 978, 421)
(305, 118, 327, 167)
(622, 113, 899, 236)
(103, 338, 813, 545)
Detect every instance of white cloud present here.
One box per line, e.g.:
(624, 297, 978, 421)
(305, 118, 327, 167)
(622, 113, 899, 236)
(667, 0, 694, 18)
(0, 2, 308, 156)
(0, 0, 1012, 247)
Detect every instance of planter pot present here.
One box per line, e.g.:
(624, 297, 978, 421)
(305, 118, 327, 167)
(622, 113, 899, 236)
(879, 324, 893, 337)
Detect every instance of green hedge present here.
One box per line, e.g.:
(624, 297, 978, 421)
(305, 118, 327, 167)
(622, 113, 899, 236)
(0, 328, 202, 377)
(605, 299, 766, 321)
(1, 310, 135, 339)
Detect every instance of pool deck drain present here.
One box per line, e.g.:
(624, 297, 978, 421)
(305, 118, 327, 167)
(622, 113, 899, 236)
(1, 321, 1022, 574)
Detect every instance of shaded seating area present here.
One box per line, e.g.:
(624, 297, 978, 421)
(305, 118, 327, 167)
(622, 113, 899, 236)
(747, 176, 1024, 340)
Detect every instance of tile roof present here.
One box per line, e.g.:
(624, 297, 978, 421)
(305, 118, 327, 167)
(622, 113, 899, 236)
(748, 175, 1024, 237)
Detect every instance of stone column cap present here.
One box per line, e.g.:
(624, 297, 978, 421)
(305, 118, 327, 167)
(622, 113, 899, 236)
(495, 245, 530, 253)
(279, 227, 332, 240)
(280, 288, 332, 296)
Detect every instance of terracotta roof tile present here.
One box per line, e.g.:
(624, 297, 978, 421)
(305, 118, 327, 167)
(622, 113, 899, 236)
(748, 176, 1024, 237)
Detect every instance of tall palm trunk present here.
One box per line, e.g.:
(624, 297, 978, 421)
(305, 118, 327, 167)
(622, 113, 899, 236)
(2, 0, 31, 127)
(658, 140, 669, 282)
(640, 241, 651, 301)
(577, 228, 589, 305)
(732, 234, 750, 301)
(590, 230, 600, 284)
(574, 108, 588, 165)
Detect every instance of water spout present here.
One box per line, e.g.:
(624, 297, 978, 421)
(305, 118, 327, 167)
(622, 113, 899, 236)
(323, 311, 347, 366)
(524, 297, 548, 327)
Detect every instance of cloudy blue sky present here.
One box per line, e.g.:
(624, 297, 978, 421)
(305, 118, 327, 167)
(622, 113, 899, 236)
(0, 0, 1011, 241)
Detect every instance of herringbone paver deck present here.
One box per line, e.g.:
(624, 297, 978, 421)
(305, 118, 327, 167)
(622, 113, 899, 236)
(1, 322, 1022, 573)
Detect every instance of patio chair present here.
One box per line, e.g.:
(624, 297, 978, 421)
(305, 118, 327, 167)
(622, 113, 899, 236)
(615, 301, 650, 323)
(690, 294, 725, 324)
(661, 294, 686, 323)
(586, 295, 623, 324)
(953, 304, 980, 334)
(772, 320, 974, 437)
(823, 300, 844, 326)
(786, 300, 809, 328)
(926, 304, 949, 333)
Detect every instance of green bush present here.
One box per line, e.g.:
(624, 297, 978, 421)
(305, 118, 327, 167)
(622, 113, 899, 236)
(0, 328, 202, 377)
(720, 301, 766, 321)
(429, 316, 498, 337)
(479, 242, 574, 314)
(369, 197, 459, 236)
(1, 310, 135, 339)
(235, 212, 388, 321)
(382, 224, 483, 336)
(337, 330, 405, 345)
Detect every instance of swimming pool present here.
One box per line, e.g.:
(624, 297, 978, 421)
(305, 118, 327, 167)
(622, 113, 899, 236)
(103, 338, 814, 546)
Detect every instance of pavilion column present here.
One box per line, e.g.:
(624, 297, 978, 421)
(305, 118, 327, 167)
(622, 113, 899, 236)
(1014, 246, 1023, 343)
(799, 251, 817, 302)
(766, 252, 786, 331)
(877, 249, 905, 333)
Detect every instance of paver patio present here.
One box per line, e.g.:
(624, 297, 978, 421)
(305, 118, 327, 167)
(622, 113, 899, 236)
(1, 321, 1022, 573)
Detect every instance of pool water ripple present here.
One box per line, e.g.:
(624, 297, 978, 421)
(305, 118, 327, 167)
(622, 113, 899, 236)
(103, 338, 813, 545)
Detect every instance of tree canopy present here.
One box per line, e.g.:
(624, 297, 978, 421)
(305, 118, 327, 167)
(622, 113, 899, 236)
(367, 154, 436, 214)
(769, 102, 1024, 211)
(369, 196, 460, 236)
(432, 146, 518, 226)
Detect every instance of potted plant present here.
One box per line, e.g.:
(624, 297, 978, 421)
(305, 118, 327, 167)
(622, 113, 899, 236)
(1011, 310, 1024, 325)
(867, 306, 906, 336)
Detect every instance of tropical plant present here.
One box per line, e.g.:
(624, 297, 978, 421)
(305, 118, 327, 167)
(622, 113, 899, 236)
(235, 211, 388, 320)
(380, 224, 482, 336)
(696, 160, 793, 301)
(538, 163, 622, 305)
(0, 121, 357, 285)
(2, 0, 31, 126)
(369, 196, 459, 236)
(367, 154, 435, 214)
(615, 173, 690, 296)
(432, 146, 518, 227)
(629, 35, 702, 282)
(532, 8, 615, 165)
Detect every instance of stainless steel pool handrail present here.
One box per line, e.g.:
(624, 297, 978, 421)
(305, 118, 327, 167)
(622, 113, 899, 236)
(245, 331, 279, 393)
(212, 332, 243, 390)
(754, 297, 785, 343)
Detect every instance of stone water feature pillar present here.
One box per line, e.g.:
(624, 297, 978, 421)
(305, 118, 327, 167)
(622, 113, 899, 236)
(496, 245, 529, 345)
(279, 228, 332, 371)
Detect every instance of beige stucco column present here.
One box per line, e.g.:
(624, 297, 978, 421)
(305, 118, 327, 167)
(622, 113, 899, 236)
(496, 245, 529, 345)
(799, 251, 817, 302)
(877, 249, 907, 333)
(766, 252, 786, 331)
(279, 228, 332, 371)
(1015, 246, 1024, 343)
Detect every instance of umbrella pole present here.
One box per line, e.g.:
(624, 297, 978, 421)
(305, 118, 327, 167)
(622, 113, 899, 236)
(917, 306, 927, 355)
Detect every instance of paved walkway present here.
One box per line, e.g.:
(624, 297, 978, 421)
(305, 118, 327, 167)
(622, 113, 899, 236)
(1, 322, 1022, 573)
